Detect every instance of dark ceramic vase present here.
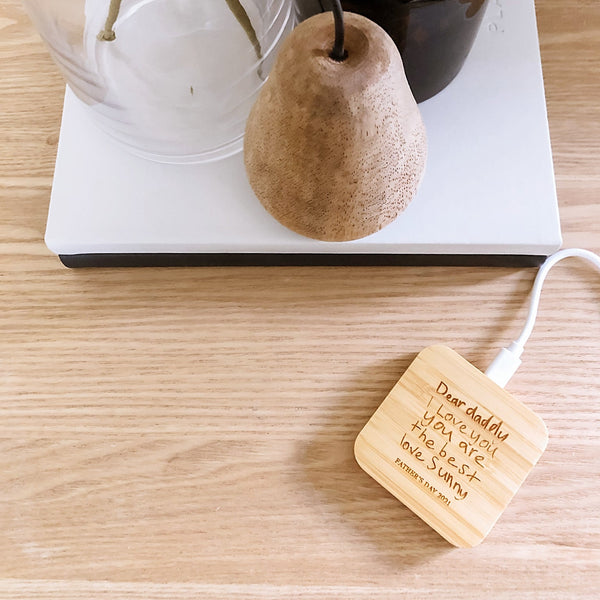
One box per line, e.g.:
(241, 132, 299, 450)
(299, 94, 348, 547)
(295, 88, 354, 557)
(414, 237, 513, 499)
(294, 0, 489, 103)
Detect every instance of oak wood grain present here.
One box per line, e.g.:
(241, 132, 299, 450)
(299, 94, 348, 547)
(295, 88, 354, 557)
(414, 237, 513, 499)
(1, 0, 599, 598)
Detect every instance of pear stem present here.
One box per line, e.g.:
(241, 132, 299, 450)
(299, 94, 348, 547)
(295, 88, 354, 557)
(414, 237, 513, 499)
(329, 0, 347, 61)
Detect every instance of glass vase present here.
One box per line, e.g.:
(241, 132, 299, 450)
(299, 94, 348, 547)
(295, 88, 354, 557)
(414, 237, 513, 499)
(23, 0, 295, 163)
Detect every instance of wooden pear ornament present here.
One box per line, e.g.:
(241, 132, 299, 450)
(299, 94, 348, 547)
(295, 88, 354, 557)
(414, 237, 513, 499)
(244, 11, 427, 242)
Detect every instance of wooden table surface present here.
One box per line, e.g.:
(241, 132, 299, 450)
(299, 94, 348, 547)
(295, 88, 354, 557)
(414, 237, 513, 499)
(1, 1, 599, 598)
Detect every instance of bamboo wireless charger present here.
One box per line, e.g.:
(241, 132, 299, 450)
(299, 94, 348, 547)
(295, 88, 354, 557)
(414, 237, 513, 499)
(355, 249, 600, 547)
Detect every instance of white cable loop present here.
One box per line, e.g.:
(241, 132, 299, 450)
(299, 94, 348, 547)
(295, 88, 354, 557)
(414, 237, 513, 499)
(485, 248, 600, 388)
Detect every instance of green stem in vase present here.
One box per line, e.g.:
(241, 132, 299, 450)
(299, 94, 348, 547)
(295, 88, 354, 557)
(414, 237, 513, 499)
(98, 0, 123, 42)
(225, 0, 262, 61)
(97, 0, 262, 62)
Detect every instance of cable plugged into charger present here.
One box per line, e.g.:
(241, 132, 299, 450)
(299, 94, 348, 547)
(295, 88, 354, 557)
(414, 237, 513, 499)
(485, 248, 600, 388)
(353, 247, 600, 545)
(485, 341, 524, 388)
(356, 248, 600, 545)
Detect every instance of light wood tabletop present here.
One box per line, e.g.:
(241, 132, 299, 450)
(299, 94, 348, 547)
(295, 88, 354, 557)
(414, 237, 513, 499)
(1, 1, 599, 598)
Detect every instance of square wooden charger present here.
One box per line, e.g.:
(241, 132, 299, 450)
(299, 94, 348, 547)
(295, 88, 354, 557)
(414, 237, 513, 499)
(354, 345, 548, 547)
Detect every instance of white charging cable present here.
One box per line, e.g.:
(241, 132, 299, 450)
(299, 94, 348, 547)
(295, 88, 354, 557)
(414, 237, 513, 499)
(485, 248, 600, 388)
